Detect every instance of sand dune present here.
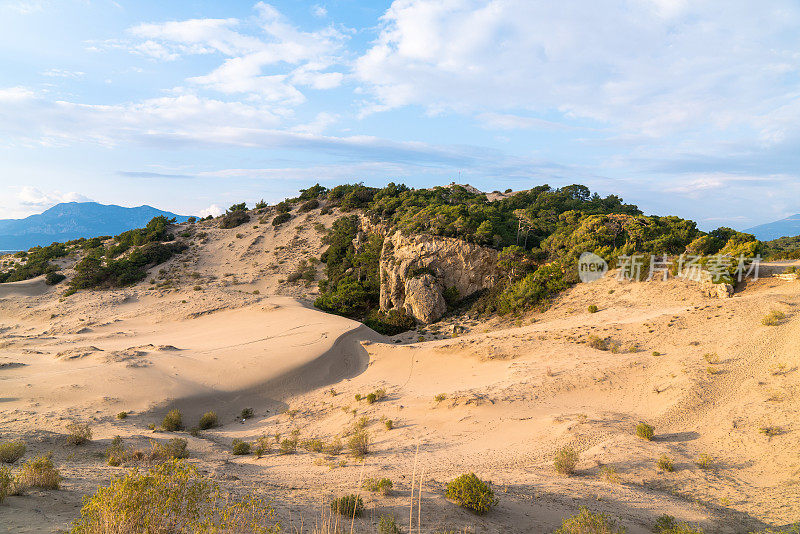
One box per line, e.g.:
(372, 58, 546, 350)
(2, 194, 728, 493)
(1, 216, 798, 533)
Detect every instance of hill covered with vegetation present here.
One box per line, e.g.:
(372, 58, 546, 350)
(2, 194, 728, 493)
(0, 183, 762, 333)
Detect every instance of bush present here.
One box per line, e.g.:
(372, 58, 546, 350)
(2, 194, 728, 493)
(696, 453, 713, 469)
(379, 514, 402, 534)
(231, 439, 251, 455)
(162, 409, 184, 431)
(636, 422, 654, 440)
(365, 392, 377, 404)
(116, 411, 128, 420)
(555, 507, 625, 533)
(45, 272, 66, 285)
(657, 455, 674, 472)
(554, 446, 579, 475)
(654, 514, 705, 533)
(324, 437, 343, 456)
(363, 308, 416, 335)
(0, 441, 26, 464)
(279, 438, 298, 455)
(385, 419, 394, 430)
(363, 477, 393, 495)
(445, 473, 497, 515)
(434, 393, 447, 402)
(66, 422, 92, 445)
(588, 304, 599, 313)
(106, 436, 126, 466)
(762, 310, 786, 326)
(298, 199, 319, 212)
(254, 436, 272, 457)
(220, 210, 250, 229)
(70, 459, 279, 533)
(240, 407, 254, 420)
(302, 438, 324, 453)
(198, 411, 218, 430)
(272, 213, 291, 226)
(19, 454, 60, 490)
(348, 430, 369, 457)
(0, 465, 12, 503)
(330, 494, 364, 517)
(147, 438, 189, 462)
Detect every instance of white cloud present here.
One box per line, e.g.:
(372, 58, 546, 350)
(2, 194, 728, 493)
(356, 0, 800, 141)
(0, 86, 35, 102)
(41, 69, 85, 78)
(127, 3, 348, 104)
(199, 204, 224, 217)
(17, 186, 91, 208)
(312, 5, 327, 18)
(478, 112, 572, 131)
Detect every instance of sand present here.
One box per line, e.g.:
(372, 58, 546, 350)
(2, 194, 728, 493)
(0, 213, 798, 533)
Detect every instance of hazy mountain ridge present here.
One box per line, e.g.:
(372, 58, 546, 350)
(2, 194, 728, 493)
(746, 213, 800, 241)
(0, 202, 191, 250)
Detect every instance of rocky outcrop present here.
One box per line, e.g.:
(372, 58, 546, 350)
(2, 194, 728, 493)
(379, 231, 500, 323)
(699, 270, 734, 298)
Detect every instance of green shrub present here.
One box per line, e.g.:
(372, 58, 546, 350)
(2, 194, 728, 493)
(654, 514, 704, 533)
(365, 392, 377, 404)
(106, 436, 126, 466)
(298, 199, 319, 212)
(324, 437, 343, 456)
(116, 411, 128, 420)
(148, 438, 189, 461)
(762, 310, 786, 326)
(301, 438, 324, 453)
(240, 407, 254, 419)
(330, 494, 364, 517)
(555, 507, 625, 533)
(364, 308, 416, 335)
(0, 465, 12, 503)
(219, 210, 250, 229)
(348, 430, 369, 457)
(696, 453, 713, 469)
(198, 411, 218, 430)
(272, 213, 291, 226)
(636, 422, 654, 440)
(379, 514, 402, 534)
(231, 439, 251, 455)
(588, 304, 599, 313)
(70, 459, 279, 533)
(554, 446, 579, 475)
(19, 454, 60, 490)
(45, 272, 66, 285)
(657, 455, 674, 472)
(0, 441, 26, 464)
(385, 419, 394, 430)
(66, 422, 92, 445)
(363, 477, 393, 495)
(279, 437, 298, 455)
(254, 436, 272, 457)
(162, 409, 184, 432)
(434, 393, 447, 402)
(445, 473, 497, 515)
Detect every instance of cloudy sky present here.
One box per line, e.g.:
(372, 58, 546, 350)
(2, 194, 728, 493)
(1, 0, 799, 229)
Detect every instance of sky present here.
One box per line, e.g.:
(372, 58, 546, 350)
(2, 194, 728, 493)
(1, 0, 799, 230)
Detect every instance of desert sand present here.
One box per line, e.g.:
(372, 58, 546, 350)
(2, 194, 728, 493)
(0, 213, 798, 533)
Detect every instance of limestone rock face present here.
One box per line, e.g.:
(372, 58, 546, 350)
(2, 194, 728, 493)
(379, 231, 500, 323)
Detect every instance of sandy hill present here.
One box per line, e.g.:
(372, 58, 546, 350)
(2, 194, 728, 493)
(0, 202, 798, 533)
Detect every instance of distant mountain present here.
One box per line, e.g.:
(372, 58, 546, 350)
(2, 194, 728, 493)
(0, 202, 192, 250)
(746, 214, 800, 241)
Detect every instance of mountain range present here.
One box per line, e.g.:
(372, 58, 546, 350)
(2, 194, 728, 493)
(745, 214, 800, 241)
(0, 202, 191, 250)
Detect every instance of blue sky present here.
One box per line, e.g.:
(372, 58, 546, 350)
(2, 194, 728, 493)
(1, 0, 799, 230)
